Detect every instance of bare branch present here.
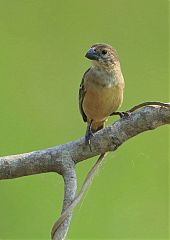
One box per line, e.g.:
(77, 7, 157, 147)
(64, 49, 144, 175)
(49, 103, 170, 234)
(0, 102, 169, 239)
(0, 103, 169, 180)
(52, 162, 77, 240)
(51, 153, 106, 236)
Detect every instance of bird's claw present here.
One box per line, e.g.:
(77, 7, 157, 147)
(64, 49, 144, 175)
(119, 111, 131, 118)
(110, 111, 131, 119)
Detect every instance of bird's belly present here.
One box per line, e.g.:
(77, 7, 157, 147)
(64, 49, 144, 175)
(83, 85, 123, 122)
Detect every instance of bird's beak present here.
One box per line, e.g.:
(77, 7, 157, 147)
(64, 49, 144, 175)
(85, 48, 99, 60)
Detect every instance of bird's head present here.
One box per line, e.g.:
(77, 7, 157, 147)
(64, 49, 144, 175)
(85, 43, 119, 70)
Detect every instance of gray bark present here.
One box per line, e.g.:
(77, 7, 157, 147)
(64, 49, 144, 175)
(0, 102, 169, 239)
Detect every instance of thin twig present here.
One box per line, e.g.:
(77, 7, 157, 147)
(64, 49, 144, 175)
(110, 101, 170, 117)
(128, 101, 170, 113)
(51, 153, 106, 236)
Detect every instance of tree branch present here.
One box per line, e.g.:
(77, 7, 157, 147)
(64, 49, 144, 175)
(0, 102, 169, 239)
(51, 153, 106, 238)
(52, 162, 77, 240)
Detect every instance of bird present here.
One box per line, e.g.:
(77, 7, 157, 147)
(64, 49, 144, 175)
(79, 43, 125, 145)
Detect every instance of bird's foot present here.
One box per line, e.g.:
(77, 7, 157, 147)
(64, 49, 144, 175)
(85, 121, 94, 151)
(110, 111, 131, 119)
(85, 129, 94, 150)
(118, 111, 131, 118)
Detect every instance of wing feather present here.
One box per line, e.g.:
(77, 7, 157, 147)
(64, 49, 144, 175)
(79, 68, 91, 122)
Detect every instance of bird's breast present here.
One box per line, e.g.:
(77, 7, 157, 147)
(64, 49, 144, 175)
(83, 82, 123, 122)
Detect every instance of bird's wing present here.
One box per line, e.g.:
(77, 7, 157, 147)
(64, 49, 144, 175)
(79, 68, 91, 122)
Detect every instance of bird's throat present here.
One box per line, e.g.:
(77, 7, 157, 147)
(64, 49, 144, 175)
(90, 67, 116, 88)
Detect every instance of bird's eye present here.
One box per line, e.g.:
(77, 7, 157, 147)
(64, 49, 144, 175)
(102, 50, 107, 55)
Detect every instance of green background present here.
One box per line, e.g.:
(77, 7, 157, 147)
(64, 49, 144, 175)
(0, 0, 169, 239)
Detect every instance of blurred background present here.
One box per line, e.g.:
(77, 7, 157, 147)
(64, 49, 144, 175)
(0, 0, 169, 239)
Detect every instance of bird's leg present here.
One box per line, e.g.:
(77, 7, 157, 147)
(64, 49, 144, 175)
(85, 120, 94, 149)
(110, 111, 130, 118)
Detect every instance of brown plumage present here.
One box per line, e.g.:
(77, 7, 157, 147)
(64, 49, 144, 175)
(79, 43, 124, 143)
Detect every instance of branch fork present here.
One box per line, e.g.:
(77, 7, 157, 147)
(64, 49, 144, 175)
(0, 102, 169, 239)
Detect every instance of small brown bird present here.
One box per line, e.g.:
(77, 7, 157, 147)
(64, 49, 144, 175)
(79, 43, 124, 144)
